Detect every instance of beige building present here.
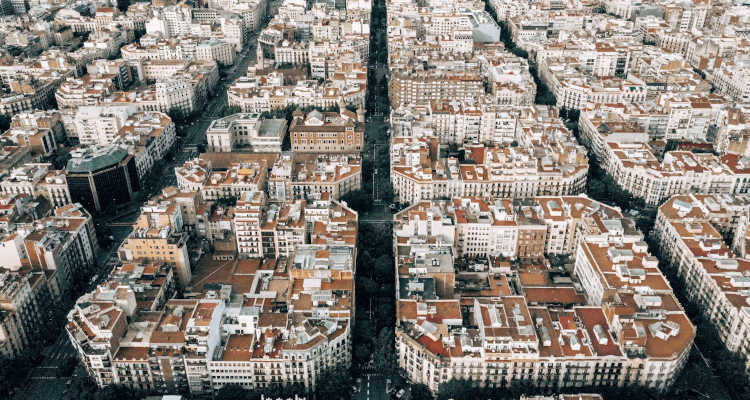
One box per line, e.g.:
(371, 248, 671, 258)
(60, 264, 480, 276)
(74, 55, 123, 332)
(206, 113, 287, 153)
(0, 270, 54, 360)
(68, 200, 357, 394)
(235, 190, 358, 259)
(391, 138, 588, 205)
(579, 110, 743, 206)
(395, 195, 694, 394)
(389, 68, 484, 109)
(289, 109, 364, 153)
(174, 158, 268, 202)
(55, 75, 116, 109)
(118, 203, 192, 287)
(654, 194, 750, 373)
(268, 154, 362, 201)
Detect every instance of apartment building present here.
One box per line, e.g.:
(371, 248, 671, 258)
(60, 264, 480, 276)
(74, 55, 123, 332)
(175, 158, 268, 202)
(715, 106, 750, 157)
(654, 194, 750, 373)
(394, 195, 694, 393)
(390, 135, 588, 205)
(539, 57, 648, 110)
(55, 75, 117, 109)
(175, 158, 213, 195)
(579, 110, 745, 206)
(389, 68, 484, 110)
(65, 262, 176, 389)
(116, 111, 177, 180)
(196, 40, 236, 66)
(206, 0, 267, 33)
(118, 202, 192, 287)
(521, 396, 603, 400)
(289, 109, 364, 153)
(156, 78, 196, 117)
(0, 163, 71, 208)
(228, 76, 343, 114)
(395, 196, 625, 261)
(0, 125, 58, 157)
(711, 61, 750, 104)
(0, 270, 53, 359)
(234, 190, 358, 259)
(207, 113, 287, 153)
(122, 36, 236, 67)
(1, 109, 63, 156)
(139, 60, 191, 82)
(0, 73, 66, 115)
(73, 104, 137, 146)
(104, 66, 218, 118)
(21, 203, 98, 296)
(268, 153, 361, 201)
(68, 237, 356, 394)
(86, 59, 135, 90)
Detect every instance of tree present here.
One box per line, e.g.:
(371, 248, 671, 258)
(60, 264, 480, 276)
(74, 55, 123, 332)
(345, 103, 359, 113)
(358, 276, 379, 298)
(375, 301, 394, 327)
(567, 109, 580, 122)
(510, 47, 528, 59)
(57, 356, 79, 377)
(220, 105, 242, 117)
(313, 367, 353, 400)
(374, 255, 393, 283)
(379, 283, 394, 298)
(217, 196, 237, 207)
(116, 0, 130, 13)
(93, 385, 138, 400)
(0, 355, 12, 398)
(372, 327, 397, 377)
(356, 313, 376, 333)
(215, 384, 251, 400)
(559, 107, 568, 120)
(0, 114, 10, 132)
(437, 379, 478, 400)
(340, 190, 373, 213)
(67, 375, 98, 400)
(263, 383, 305, 399)
(409, 383, 434, 400)
(354, 341, 371, 363)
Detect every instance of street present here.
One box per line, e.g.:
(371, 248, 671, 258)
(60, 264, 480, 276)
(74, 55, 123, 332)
(355, 374, 389, 400)
(125, 36, 259, 210)
(181, 35, 258, 147)
(13, 332, 78, 400)
(149, 39, 259, 195)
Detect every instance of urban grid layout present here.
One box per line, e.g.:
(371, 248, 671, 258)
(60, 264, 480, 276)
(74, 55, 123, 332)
(0, 0, 749, 400)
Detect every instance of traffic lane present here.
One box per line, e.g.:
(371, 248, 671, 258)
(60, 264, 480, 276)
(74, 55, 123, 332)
(46, 333, 75, 367)
(355, 374, 389, 400)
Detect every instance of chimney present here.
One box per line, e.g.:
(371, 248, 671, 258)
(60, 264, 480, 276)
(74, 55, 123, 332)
(356, 104, 365, 123)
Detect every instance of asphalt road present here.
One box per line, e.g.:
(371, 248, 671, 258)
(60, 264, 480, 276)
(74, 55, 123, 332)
(12, 21, 269, 400)
(13, 224, 131, 400)
(154, 38, 258, 192)
(181, 35, 258, 145)
(355, 374, 389, 400)
(14, 332, 78, 400)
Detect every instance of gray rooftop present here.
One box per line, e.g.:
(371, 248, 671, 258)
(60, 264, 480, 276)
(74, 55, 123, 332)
(66, 146, 128, 173)
(258, 119, 287, 137)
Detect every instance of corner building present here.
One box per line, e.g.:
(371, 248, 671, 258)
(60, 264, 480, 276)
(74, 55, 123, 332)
(393, 196, 694, 393)
(67, 199, 358, 394)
